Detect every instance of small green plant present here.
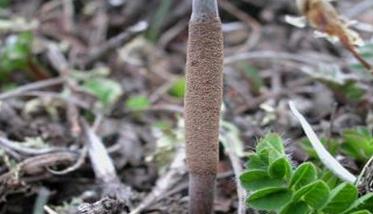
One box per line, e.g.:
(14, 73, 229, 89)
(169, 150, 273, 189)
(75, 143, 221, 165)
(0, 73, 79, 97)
(82, 77, 122, 107)
(342, 127, 373, 162)
(125, 95, 151, 111)
(351, 43, 373, 73)
(0, 0, 9, 8)
(239, 63, 264, 94)
(300, 127, 373, 163)
(240, 134, 373, 213)
(0, 32, 33, 80)
(70, 67, 123, 109)
(146, 0, 172, 42)
(168, 78, 185, 98)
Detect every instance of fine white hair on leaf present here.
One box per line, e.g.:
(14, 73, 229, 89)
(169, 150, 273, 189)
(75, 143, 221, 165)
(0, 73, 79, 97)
(288, 101, 357, 183)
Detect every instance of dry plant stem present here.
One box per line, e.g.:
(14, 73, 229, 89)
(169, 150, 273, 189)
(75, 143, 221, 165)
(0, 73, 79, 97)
(185, 0, 223, 213)
(224, 146, 246, 214)
(82, 118, 131, 202)
(130, 146, 186, 214)
(224, 50, 335, 66)
(289, 101, 356, 183)
(0, 77, 64, 100)
(297, 0, 372, 71)
(82, 21, 148, 67)
(219, 0, 261, 51)
(0, 137, 66, 156)
(345, 0, 373, 18)
(82, 119, 118, 184)
(47, 43, 81, 137)
(0, 151, 78, 182)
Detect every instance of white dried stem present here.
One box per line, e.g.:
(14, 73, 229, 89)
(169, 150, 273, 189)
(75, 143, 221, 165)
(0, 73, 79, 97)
(289, 101, 356, 183)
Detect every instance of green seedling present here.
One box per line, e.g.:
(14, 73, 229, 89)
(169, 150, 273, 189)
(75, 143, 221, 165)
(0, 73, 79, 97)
(0, 32, 32, 80)
(240, 134, 373, 213)
(125, 95, 151, 111)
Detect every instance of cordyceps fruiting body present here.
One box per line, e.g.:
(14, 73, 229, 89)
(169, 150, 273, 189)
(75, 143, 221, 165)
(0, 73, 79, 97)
(296, 0, 372, 71)
(185, 0, 224, 213)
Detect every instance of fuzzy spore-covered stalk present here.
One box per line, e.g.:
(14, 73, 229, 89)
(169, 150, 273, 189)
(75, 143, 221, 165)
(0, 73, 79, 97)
(185, 0, 224, 213)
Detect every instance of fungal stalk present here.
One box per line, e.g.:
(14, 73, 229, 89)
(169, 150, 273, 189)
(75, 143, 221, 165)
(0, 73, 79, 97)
(185, 0, 224, 213)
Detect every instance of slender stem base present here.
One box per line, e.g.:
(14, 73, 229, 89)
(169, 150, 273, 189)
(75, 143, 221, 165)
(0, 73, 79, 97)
(189, 174, 216, 214)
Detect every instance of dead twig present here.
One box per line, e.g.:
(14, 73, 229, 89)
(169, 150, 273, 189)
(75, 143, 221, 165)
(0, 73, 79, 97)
(6, 91, 91, 110)
(62, 0, 75, 33)
(81, 21, 148, 67)
(220, 129, 247, 214)
(0, 78, 64, 100)
(47, 43, 82, 137)
(219, 0, 261, 51)
(0, 137, 67, 156)
(224, 50, 336, 66)
(82, 119, 132, 209)
(0, 151, 78, 184)
(345, 0, 373, 18)
(130, 146, 186, 214)
(47, 145, 88, 175)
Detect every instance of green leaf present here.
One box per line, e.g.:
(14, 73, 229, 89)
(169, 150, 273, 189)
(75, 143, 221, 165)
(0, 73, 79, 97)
(349, 210, 372, 214)
(320, 170, 339, 189)
(322, 183, 357, 213)
(125, 95, 151, 111)
(0, 83, 17, 91)
(345, 193, 373, 213)
(256, 134, 285, 163)
(247, 187, 292, 211)
(147, 0, 172, 42)
(342, 127, 373, 161)
(240, 170, 285, 191)
(301, 138, 339, 158)
(328, 81, 365, 101)
(246, 153, 268, 171)
(168, 78, 185, 98)
(239, 63, 263, 94)
(268, 157, 292, 179)
(257, 148, 270, 165)
(290, 163, 317, 190)
(0, 0, 9, 8)
(293, 180, 330, 210)
(83, 78, 122, 106)
(0, 32, 33, 76)
(359, 43, 373, 59)
(280, 201, 310, 214)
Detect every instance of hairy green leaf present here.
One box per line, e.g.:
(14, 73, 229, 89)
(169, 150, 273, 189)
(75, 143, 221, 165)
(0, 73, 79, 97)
(322, 183, 357, 213)
(256, 134, 285, 163)
(342, 127, 373, 161)
(349, 210, 372, 214)
(280, 201, 310, 214)
(344, 193, 373, 213)
(290, 163, 317, 190)
(247, 187, 292, 211)
(293, 180, 330, 209)
(246, 153, 268, 171)
(269, 157, 292, 179)
(240, 170, 285, 191)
